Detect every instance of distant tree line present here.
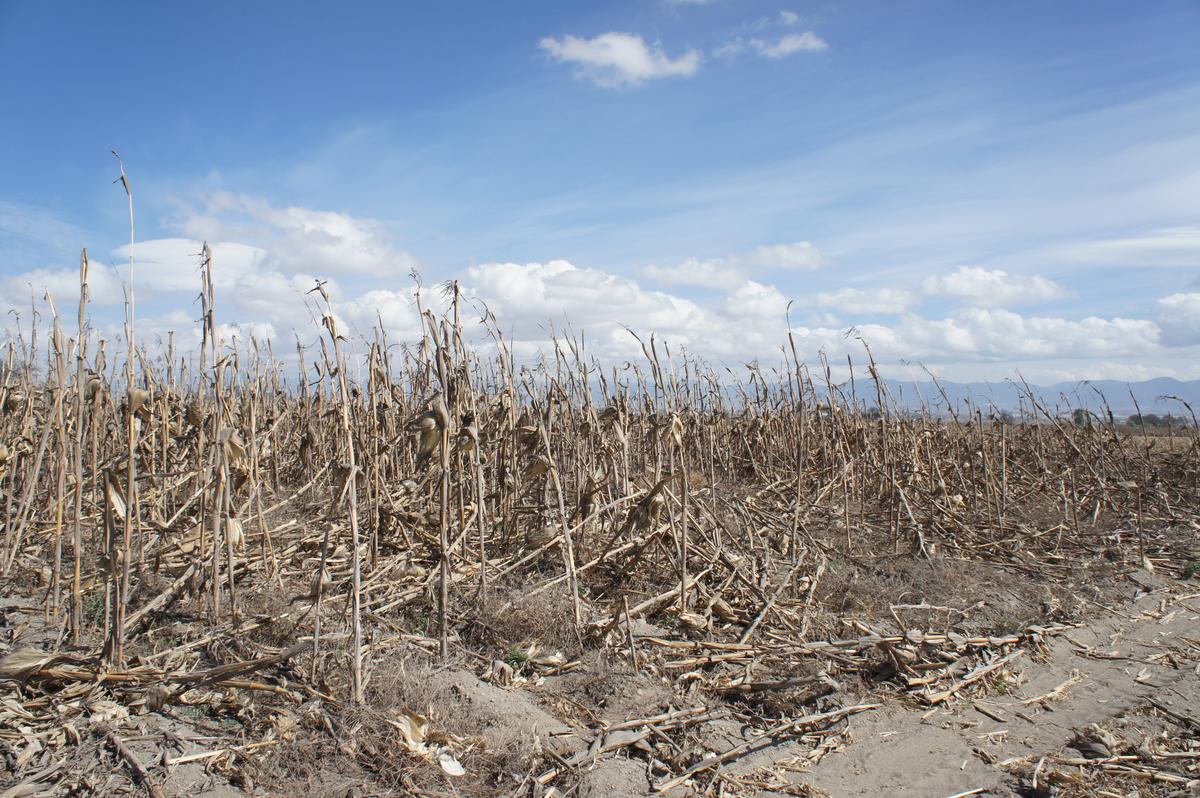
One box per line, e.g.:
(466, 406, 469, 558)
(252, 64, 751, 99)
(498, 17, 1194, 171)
(1125, 412, 1187, 428)
(1067, 409, 1189, 429)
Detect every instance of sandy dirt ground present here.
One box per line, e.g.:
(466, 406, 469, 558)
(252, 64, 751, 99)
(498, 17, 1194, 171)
(4, 570, 1198, 797)
(791, 571, 1199, 797)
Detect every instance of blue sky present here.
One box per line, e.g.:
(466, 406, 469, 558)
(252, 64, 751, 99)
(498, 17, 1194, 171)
(1, 0, 1199, 381)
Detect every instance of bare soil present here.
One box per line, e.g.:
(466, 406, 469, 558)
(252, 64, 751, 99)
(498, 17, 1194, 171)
(795, 571, 1200, 797)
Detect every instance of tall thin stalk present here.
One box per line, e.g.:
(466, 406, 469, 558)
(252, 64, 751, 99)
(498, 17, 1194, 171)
(108, 150, 137, 666)
(322, 306, 364, 701)
(70, 250, 88, 644)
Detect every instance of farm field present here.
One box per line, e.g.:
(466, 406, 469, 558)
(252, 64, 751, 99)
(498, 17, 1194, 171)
(1, 271, 1198, 798)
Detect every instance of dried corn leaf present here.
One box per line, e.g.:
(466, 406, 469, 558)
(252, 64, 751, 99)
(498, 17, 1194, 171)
(0, 649, 59, 681)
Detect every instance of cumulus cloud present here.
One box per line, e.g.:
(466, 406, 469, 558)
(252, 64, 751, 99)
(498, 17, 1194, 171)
(0, 193, 426, 349)
(455, 262, 1170, 373)
(335, 288, 424, 341)
(59, 193, 427, 344)
(1157, 292, 1200, 345)
(3, 200, 1194, 382)
(4, 259, 126, 308)
(898, 309, 1159, 360)
(217, 321, 277, 347)
(750, 31, 828, 59)
(2, 240, 272, 310)
(467, 260, 703, 340)
(226, 268, 329, 321)
(539, 32, 701, 88)
(119, 239, 269, 293)
(725, 280, 789, 319)
(174, 192, 419, 278)
(116, 309, 201, 352)
(59, 238, 326, 332)
(922, 266, 1071, 307)
(3, 245, 1189, 380)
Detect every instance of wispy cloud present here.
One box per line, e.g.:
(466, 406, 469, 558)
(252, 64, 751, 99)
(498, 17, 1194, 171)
(750, 31, 828, 59)
(642, 257, 740, 289)
(539, 32, 701, 88)
(0, 200, 97, 274)
(1043, 226, 1200, 268)
(745, 241, 826, 269)
(712, 38, 747, 59)
(713, 10, 826, 61)
(643, 241, 826, 288)
(815, 287, 917, 314)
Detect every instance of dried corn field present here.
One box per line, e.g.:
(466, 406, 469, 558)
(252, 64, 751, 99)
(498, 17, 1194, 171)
(2, 250, 1199, 797)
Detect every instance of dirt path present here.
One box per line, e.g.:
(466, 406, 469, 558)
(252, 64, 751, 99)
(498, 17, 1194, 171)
(6, 574, 1198, 797)
(788, 572, 1200, 797)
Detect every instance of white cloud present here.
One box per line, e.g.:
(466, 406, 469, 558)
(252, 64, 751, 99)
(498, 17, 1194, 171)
(4, 200, 1195, 383)
(642, 241, 825, 288)
(725, 280, 789, 319)
(1157, 292, 1200, 346)
(815, 287, 917, 314)
(7, 239, 281, 312)
(467, 260, 703, 339)
(460, 265, 795, 363)
(539, 32, 701, 88)
(717, 24, 826, 61)
(922, 266, 1071, 307)
(335, 288, 424, 341)
(456, 262, 1172, 374)
(89, 194, 425, 342)
(0, 194, 425, 350)
(712, 38, 746, 59)
(3, 246, 1193, 381)
(174, 192, 418, 278)
(4, 259, 126, 308)
(806, 311, 841, 327)
(93, 238, 328, 330)
(117, 239, 268, 293)
(744, 241, 826, 269)
(750, 31, 828, 59)
(115, 309, 200, 352)
(1044, 226, 1200, 268)
(225, 268, 328, 321)
(642, 257, 744, 289)
(898, 309, 1159, 360)
(217, 321, 277, 347)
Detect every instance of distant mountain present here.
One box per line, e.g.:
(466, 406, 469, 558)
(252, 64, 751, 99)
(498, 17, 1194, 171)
(873, 377, 1200, 419)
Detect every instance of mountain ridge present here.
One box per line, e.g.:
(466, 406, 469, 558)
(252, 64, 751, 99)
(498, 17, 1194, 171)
(872, 377, 1200, 418)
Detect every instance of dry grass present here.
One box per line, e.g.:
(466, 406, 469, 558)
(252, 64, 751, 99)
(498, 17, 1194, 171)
(1010, 705, 1200, 798)
(258, 654, 532, 797)
(0, 231, 1197, 795)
